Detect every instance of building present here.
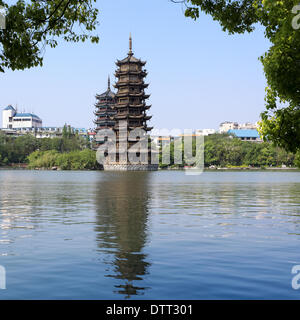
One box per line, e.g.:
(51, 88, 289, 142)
(219, 121, 239, 133)
(219, 121, 261, 142)
(102, 35, 157, 171)
(196, 129, 216, 136)
(1, 126, 91, 138)
(2, 105, 42, 129)
(239, 122, 258, 130)
(219, 121, 258, 133)
(1, 105, 95, 139)
(228, 129, 262, 142)
(94, 76, 116, 136)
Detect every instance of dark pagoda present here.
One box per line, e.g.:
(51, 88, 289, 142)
(94, 76, 116, 144)
(103, 35, 158, 171)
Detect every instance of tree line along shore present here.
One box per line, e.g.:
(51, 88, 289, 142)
(0, 131, 299, 170)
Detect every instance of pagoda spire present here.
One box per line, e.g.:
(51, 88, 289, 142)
(108, 75, 111, 90)
(128, 33, 133, 56)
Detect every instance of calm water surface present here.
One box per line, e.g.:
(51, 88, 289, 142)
(0, 170, 300, 299)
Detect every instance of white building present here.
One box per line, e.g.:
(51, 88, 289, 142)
(239, 122, 257, 130)
(219, 121, 257, 133)
(2, 105, 42, 129)
(219, 121, 239, 133)
(195, 129, 216, 136)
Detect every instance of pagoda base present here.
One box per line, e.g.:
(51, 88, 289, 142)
(103, 163, 158, 171)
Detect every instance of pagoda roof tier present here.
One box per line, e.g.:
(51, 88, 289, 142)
(114, 103, 150, 108)
(114, 83, 149, 89)
(96, 76, 115, 99)
(95, 120, 115, 124)
(116, 56, 146, 66)
(114, 81, 147, 87)
(95, 89, 115, 99)
(113, 103, 150, 109)
(114, 114, 128, 120)
(94, 116, 116, 120)
(128, 103, 146, 108)
(115, 70, 147, 77)
(94, 109, 116, 114)
(128, 114, 148, 119)
(94, 107, 116, 111)
(115, 91, 148, 98)
(94, 102, 115, 107)
(94, 118, 115, 123)
(95, 113, 115, 119)
(128, 126, 153, 131)
(96, 100, 113, 104)
(94, 117, 114, 122)
(113, 104, 129, 109)
(114, 114, 149, 120)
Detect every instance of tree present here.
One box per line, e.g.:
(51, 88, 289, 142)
(0, 0, 99, 72)
(173, 0, 300, 153)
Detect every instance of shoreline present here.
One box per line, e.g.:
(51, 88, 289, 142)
(1, 165, 299, 172)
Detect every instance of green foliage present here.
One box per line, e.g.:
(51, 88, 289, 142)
(159, 133, 298, 168)
(0, 0, 99, 72)
(183, 0, 258, 33)
(295, 151, 300, 168)
(27, 150, 59, 168)
(27, 149, 99, 170)
(0, 132, 90, 165)
(0, 132, 39, 164)
(175, 0, 300, 152)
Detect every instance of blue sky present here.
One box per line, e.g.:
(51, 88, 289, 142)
(0, 0, 270, 131)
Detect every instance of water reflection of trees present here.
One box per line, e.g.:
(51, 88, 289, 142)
(94, 172, 151, 298)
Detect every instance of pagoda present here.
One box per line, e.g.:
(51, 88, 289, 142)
(103, 35, 158, 171)
(94, 76, 117, 145)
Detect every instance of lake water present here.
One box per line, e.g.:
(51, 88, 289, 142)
(0, 170, 300, 299)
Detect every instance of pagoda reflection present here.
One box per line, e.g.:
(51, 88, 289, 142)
(94, 172, 151, 298)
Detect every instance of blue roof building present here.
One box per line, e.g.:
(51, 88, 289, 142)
(2, 105, 43, 129)
(14, 113, 42, 120)
(228, 129, 261, 141)
(4, 105, 16, 111)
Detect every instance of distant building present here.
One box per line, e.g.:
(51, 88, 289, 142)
(196, 129, 216, 136)
(219, 121, 239, 133)
(239, 122, 258, 130)
(219, 121, 261, 142)
(1, 126, 93, 139)
(2, 105, 42, 129)
(219, 121, 258, 133)
(228, 129, 262, 142)
(1, 105, 94, 139)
